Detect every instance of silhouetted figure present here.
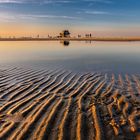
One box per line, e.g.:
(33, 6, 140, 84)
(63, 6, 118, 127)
(85, 34, 92, 38)
(78, 35, 81, 38)
(37, 34, 39, 38)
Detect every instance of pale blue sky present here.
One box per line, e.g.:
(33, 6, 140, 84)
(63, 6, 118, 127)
(0, 0, 140, 37)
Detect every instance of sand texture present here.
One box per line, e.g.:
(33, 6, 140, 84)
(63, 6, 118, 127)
(0, 67, 140, 140)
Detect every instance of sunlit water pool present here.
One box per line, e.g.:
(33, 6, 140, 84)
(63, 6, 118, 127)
(0, 41, 140, 74)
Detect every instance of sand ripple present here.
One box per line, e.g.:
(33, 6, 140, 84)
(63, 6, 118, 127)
(0, 67, 140, 140)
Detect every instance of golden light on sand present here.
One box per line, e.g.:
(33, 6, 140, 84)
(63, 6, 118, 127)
(0, 66, 140, 139)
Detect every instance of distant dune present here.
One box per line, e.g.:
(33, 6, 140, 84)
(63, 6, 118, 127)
(0, 67, 140, 140)
(0, 37, 140, 41)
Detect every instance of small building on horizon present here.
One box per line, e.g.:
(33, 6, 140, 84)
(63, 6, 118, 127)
(60, 30, 70, 38)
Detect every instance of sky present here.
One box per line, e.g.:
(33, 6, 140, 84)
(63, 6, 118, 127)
(0, 0, 140, 37)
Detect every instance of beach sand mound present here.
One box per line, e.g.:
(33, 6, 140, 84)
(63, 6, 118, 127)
(0, 67, 140, 140)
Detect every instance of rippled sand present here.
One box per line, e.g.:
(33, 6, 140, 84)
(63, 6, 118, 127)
(0, 67, 140, 140)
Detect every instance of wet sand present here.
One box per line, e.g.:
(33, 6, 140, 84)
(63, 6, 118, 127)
(0, 67, 140, 140)
(0, 37, 140, 41)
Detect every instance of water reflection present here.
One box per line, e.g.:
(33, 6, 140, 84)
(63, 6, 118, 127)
(85, 40, 92, 44)
(60, 40, 93, 47)
(0, 41, 140, 74)
(60, 40, 70, 46)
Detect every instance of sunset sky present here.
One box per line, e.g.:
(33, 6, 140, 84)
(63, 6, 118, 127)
(0, 0, 140, 37)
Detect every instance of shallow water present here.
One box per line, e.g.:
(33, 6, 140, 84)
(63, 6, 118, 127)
(0, 41, 140, 74)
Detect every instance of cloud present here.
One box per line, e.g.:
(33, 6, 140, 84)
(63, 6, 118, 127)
(23, 14, 81, 20)
(43, 0, 73, 4)
(82, 0, 113, 4)
(0, 12, 81, 22)
(0, 0, 73, 4)
(77, 9, 111, 15)
(85, 10, 111, 15)
(0, 0, 25, 3)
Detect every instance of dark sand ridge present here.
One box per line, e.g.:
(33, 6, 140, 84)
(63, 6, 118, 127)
(0, 37, 140, 41)
(0, 67, 140, 140)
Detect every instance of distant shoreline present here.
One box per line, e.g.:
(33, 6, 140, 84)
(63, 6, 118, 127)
(0, 37, 140, 41)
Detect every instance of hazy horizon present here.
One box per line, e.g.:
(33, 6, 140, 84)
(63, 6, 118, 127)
(0, 0, 140, 37)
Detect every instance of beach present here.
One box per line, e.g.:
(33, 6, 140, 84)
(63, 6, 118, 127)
(0, 41, 140, 140)
(0, 67, 140, 140)
(0, 37, 140, 42)
(1, 0, 140, 139)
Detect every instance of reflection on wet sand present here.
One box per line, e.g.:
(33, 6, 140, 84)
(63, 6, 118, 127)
(0, 41, 140, 74)
(60, 40, 70, 46)
(60, 40, 93, 47)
